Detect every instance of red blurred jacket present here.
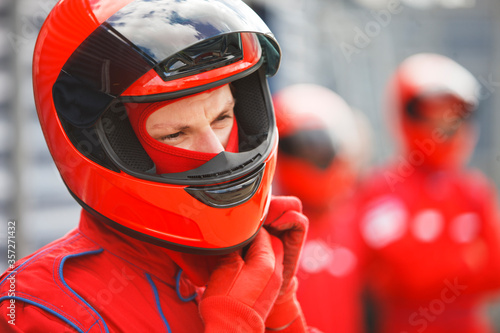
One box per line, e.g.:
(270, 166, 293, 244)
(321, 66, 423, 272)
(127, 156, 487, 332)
(295, 201, 365, 333)
(356, 165, 500, 333)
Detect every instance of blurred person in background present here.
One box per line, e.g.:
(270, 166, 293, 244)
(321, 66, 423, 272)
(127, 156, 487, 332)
(0, 0, 311, 331)
(356, 53, 500, 333)
(273, 84, 372, 333)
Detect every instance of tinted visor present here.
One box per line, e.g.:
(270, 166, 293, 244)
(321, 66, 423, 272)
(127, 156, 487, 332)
(406, 94, 475, 124)
(279, 129, 337, 170)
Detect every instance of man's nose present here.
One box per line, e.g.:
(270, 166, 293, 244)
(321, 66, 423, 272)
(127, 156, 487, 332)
(195, 127, 225, 154)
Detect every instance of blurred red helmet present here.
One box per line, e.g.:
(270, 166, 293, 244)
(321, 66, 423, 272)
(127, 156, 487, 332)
(386, 53, 480, 169)
(33, 0, 281, 254)
(273, 84, 370, 210)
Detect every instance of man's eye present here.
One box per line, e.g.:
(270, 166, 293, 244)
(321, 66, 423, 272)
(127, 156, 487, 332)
(160, 132, 182, 141)
(216, 114, 231, 122)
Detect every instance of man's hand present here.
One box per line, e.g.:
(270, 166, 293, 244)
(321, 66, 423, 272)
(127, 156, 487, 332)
(263, 195, 309, 331)
(264, 195, 308, 297)
(200, 229, 285, 331)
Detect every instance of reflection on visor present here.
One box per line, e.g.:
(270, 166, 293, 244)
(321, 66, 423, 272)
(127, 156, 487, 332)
(107, 0, 273, 61)
(185, 164, 265, 208)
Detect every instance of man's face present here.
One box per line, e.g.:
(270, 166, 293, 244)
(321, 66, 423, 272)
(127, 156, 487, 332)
(146, 85, 235, 153)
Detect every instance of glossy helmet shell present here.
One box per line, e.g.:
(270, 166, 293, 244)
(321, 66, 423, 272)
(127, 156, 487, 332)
(273, 84, 370, 210)
(33, 0, 281, 254)
(386, 53, 480, 169)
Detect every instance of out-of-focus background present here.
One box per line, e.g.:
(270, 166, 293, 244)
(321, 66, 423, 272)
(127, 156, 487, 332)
(1, 0, 499, 326)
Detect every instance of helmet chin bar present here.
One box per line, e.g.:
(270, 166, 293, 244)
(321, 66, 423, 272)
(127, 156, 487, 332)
(65, 181, 262, 255)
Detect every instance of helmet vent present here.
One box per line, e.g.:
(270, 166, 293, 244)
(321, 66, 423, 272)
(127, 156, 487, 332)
(157, 34, 244, 81)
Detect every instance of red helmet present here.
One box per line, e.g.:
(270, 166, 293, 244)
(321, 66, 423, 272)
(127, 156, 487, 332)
(387, 53, 480, 169)
(33, 0, 281, 254)
(273, 84, 370, 210)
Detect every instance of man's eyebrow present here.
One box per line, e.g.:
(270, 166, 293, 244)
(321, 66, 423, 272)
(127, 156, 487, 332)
(150, 123, 190, 132)
(213, 99, 236, 120)
(150, 97, 235, 131)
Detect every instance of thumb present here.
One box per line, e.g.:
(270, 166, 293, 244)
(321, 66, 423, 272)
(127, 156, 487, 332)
(265, 195, 303, 226)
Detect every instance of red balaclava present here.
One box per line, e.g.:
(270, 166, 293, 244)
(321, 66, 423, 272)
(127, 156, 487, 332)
(125, 85, 239, 174)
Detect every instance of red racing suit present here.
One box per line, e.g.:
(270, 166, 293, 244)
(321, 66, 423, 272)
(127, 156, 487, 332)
(355, 165, 500, 333)
(0, 210, 304, 332)
(296, 202, 365, 333)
